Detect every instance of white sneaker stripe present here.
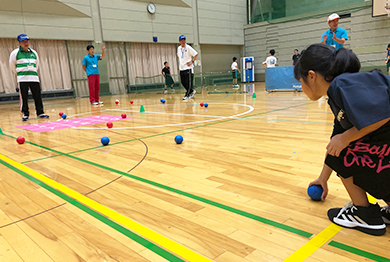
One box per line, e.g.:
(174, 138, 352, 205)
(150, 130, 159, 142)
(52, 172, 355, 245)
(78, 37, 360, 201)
(347, 215, 368, 225)
(341, 214, 350, 222)
(352, 215, 368, 225)
(347, 215, 357, 223)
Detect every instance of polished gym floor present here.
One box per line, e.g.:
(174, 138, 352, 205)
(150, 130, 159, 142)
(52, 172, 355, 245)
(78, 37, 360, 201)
(0, 83, 388, 262)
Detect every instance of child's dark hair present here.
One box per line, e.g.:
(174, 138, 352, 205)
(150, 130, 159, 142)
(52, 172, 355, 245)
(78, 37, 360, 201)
(233, 57, 237, 62)
(270, 49, 275, 55)
(294, 49, 298, 52)
(164, 61, 168, 65)
(387, 43, 390, 49)
(86, 45, 94, 51)
(294, 44, 360, 83)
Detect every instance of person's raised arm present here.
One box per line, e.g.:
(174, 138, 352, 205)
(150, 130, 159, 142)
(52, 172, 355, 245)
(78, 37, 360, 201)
(101, 44, 106, 59)
(332, 34, 345, 45)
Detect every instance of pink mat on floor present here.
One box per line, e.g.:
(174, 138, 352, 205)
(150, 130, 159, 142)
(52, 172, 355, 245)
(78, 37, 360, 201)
(16, 114, 134, 133)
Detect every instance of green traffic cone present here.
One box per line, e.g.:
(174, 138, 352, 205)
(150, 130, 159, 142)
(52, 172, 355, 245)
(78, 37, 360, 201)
(140, 105, 145, 113)
(252, 93, 257, 99)
(0, 127, 3, 135)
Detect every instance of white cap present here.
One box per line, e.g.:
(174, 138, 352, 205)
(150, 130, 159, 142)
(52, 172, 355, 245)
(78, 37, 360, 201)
(327, 13, 340, 22)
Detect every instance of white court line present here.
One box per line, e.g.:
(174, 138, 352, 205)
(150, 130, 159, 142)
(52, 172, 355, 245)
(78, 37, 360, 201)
(105, 108, 224, 118)
(72, 103, 254, 130)
(246, 112, 333, 118)
(55, 108, 111, 121)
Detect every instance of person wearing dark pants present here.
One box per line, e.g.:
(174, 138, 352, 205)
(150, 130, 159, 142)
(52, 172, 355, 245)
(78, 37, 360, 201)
(19, 82, 45, 118)
(177, 35, 198, 101)
(162, 61, 175, 94)
(9, 34, 49, 121)
(180, 69, 192, 98)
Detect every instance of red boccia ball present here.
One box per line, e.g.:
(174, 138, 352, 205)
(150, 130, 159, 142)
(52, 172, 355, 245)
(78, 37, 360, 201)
(107, 122, 113, 128)
(59, 112, 63, 116)
(200, 102, 204, 107)
(121, 113, 127, 119)
(130, 100, 134, 104)
(17, 136, 25, 144)
(115, 100, 119, 104)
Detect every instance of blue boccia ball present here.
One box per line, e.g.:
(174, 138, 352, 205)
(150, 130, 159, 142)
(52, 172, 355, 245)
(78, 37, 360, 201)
(174, 135, 183, 144)
(61, 114, 67, 119)
(101, 136, 110, 146)
(204, 103, 208, 108)
(307, 185, 323, 201)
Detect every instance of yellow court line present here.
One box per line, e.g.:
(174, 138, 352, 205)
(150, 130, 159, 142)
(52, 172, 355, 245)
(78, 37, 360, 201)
(283, 223, 342, 262)
(0, 154, 212, 262)
(284, 195, 378, 262)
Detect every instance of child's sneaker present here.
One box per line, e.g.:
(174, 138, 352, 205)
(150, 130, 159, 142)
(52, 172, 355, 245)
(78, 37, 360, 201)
(22, 115, 29, 121)
(182, 96, 188, 100)
(380, 205, 390, 224)
(328, 202, 386, 236)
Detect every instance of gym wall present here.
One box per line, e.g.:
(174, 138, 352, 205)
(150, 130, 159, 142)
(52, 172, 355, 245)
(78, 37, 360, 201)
(245, 4, 390, 81)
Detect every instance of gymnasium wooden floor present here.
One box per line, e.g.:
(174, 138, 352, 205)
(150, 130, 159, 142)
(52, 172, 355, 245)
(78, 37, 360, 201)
(0, 83, 389, 262)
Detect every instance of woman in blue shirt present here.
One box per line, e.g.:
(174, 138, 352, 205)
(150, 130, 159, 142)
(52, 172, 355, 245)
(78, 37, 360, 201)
(294, 44, 390, 236)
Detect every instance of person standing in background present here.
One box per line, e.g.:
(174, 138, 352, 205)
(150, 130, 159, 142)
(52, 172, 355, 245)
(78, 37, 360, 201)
(262, 49, 277, 68)
(82, 44, 106, 105)
(177, 35, 198, 101)
(231, 57, 241, 88)
(292, 49, 300, 65)
(9, 34, 49, 121)
(162, 61, 175, 94)
(321, 13, 348, 50)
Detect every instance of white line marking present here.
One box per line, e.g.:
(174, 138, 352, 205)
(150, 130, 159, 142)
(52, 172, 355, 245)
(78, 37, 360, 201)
(73, 103, 254, 130)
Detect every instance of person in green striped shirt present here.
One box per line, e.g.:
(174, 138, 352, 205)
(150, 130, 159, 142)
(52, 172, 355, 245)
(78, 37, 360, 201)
(9, 34, 49, 121)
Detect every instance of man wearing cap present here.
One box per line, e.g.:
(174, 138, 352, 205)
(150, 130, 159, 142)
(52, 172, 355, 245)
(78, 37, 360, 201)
(320, 13, 348, 50)
(177, 35, 198, 100)
(9, 34, 49, 121)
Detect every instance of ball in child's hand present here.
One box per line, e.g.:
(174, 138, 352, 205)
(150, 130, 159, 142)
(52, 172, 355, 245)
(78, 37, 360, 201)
(307, 185, 323, 201)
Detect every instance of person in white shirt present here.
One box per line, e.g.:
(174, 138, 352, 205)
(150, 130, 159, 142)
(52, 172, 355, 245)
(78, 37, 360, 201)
(177, 35, 198, 100)
(231, 57, 241, 88)
(262, 49, 277, 68)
